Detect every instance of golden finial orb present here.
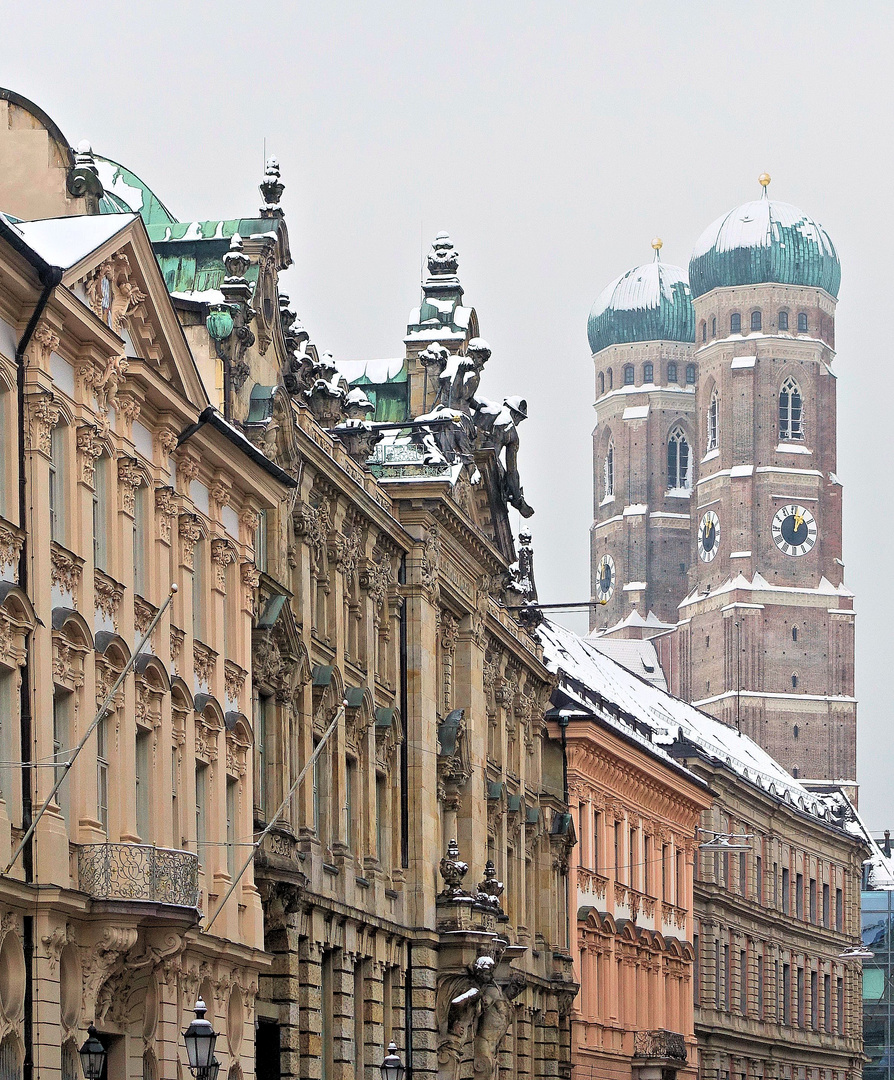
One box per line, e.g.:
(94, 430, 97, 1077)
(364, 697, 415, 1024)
(651, 237, 663, 251)
(759, 172, 771, 188)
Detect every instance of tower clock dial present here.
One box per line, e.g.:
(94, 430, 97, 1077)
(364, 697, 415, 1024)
(595, 553, 615, 604)
(772, 504, 817, 557)
(698, 511, 721, 562)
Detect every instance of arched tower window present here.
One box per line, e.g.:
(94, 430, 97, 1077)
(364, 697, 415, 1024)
(791, 673, 799, 689)
(707, 389, 719, 451)
(711, 317, 717, 337)
(792, 626, 798, 642)
(779, 377, 804, 441)
(667, 362, 678, 384)
(667, 427, 692, 492)
(599, 372, 605, 395)
(730, 313, 741, 333)
(623, 365, 635, 386)
(686, 363, 696, 385)
(779, 311, 789, 331)
(607, 368, 613, 389)
(751, 310, 762, 331)
(603, 441, 614, 499)
(798, 312, 808, 333)
(700, 321, 707, 343)
(643, 362, 654, 383)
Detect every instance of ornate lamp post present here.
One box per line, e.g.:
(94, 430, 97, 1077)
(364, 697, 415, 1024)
(78, 1026, 106, 1080)
(183, 998, 221, 1080)
(380, 1043, 406, 1080)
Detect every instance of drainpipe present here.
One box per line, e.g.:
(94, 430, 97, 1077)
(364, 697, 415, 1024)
(398, 555, 408, 870)
(15, 263, 62, 1080)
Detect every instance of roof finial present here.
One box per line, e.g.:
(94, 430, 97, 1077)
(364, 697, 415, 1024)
(651, 237, 663, 261)
(759, 172, 771, 198)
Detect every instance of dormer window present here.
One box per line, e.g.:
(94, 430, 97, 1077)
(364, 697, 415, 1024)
(751, 311, 762, 331)
(779, 311, 789, 331)
(643, 362, 654, 383)
(798, 312, 808, 333)
(730, 313, 742, 333)
(624, 365, 635, 386)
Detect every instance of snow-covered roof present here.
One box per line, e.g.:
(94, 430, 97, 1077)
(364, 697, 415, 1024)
(335, 358, 405, 385)
(588, 258, 694, 354)
(539, 617, 842, 825)
(2, 212, 136, 270)
(678, 570, 853, 609)
(585, 637, 668, 690)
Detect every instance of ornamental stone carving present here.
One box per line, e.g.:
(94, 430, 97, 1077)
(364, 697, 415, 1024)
(193, 642, 216, 687)
(0, 527, 23, 575)
(420, 524, 441, 600)
(51, 545, 82, 599)
(175, 452, 201, 489)
(94, 572, 123, 626)
(76, 426, 104, 485)
(84, 251, 146, 333)
(359, 554, 393, 615)
(224, 661, 247, 703)
(79, 354, 128, 414)
(178, 514, 203, 568)
(117, 457, 144, 515)
(155, 487, 179, 543)
(210, 477, 232, 513)
(25, 393, 61, 456)
(293, 499, 330, 576)
(438, 839, 469, 899)
(211, 538, 238, 590)
(29, 323, 60, 369)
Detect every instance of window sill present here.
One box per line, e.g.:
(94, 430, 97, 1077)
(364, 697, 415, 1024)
(701, 448, 719, 463)
(776, 442, 811, 455)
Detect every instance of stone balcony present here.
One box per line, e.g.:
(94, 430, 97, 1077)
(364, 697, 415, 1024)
(77, 843, 199, 908)
(633, 1029, 688, 1079)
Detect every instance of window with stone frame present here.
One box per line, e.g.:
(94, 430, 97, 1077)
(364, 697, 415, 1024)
(730, 312, 742, 333)
(779, 377, 804, 441)
(686, 363, 696, 385)
(603, 441, 614, 498)
(49, 420, 67, 544)
(667, 361, 678, 384)
(779, 310, 790, 331)
(643, 362, 654, 383)
(751, 310, 762, 331)
(623, 364, 635, 385)
(667, 426, 692, 491)
(798, 312, 809, 333)
(707, 389, 719, 451)
(598, 371, 605, 395)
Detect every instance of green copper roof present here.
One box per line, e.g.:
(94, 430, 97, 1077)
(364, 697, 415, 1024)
(94, 155, 177, 226)
(689, 195, 840, 299)
(587, 258, 694, 354)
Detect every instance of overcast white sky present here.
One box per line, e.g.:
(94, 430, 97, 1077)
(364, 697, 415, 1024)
(2, 1, 891, 827)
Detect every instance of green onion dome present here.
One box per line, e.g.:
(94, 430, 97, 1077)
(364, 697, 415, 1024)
(587, 240, 694, 354)
(689, 176, 840, 300)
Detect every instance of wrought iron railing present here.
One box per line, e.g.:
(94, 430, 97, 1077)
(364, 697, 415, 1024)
(77, 843, 200, 907)
(633, 1029, 687, 1062)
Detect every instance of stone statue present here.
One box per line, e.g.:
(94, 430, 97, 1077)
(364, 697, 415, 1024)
(438, 955, 516, 1080)
(476, 396, 533, 518)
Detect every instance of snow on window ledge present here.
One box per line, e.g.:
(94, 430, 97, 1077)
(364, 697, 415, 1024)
(702, 448, 720, 463)
(666, 487, 692, 499)
(776, 442, 812, 455)
(599, 494, 615, 508)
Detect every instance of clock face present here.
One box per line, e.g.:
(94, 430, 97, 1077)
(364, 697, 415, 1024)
(698, 511, 721, 562)
(595, 554, 615, 604)
(772, 504, 817, 557)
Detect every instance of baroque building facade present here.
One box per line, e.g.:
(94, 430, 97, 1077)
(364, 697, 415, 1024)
(0, 88, 577, 1080)
(587, 179, 856, 786)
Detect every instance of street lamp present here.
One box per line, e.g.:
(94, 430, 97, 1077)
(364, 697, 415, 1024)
(839, 944, 875, 960)
(380, 1043, 405, 1080)
(183, 998, 219, 1080)
(78, 1026, 106, 1080)
(697, 829, 753, 852)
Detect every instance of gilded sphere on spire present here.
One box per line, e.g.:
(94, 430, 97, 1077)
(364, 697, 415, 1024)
(651, 237, 663, 250)
(759, 172, 771, 188)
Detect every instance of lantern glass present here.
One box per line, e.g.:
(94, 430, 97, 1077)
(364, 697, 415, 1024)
(79, 1026, 106, 1080)
(380, 1043, 405, 1080)
(183, 998, 217, 1070)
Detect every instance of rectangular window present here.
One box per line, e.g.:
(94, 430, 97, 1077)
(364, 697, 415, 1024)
(824, 972, 832, 1032)
(195, 763, 207, 866)
(797, 967, 805, 1027)
(782, 867, 790, 914)
(796, 873, 804, 919)
(614, 821, 621, 881)
(662, 844, 668, 900)
(226, 777, 237, 880)
(254, 692, 268, 819)
(93, 455, 108, 571)
(724, 944, 731, 1011)
(53, 693, 71, 825)
(629, 827, 637, 889)
(192, 538, 206, 643)
(837, 976, 844, 1032)
(757, 954, 764, 1017)
(255, 509, 268, 574)
(809, 878, 817, 922)
(783, 963, 791, 1025)
(822, 882, 830, 927)
(376, 773, 386, 863)
(676, 849, 683, 905)
(133, 484, 147, 596)
(346, 758, 356, 851)
(644, 835, 651, 895)
(97, 715, 109, 834)
(693, 930, 700, 1002)
(773, 862, 779, 907)
(715, 940, 722, 1009)
(49, 424, 65, 544)
(593, 810, 601, 872)
(135, 728, 151, 841)
(756, 855, 763, 905)
(836, 888, 843, 931)
(739, 852, 747, 895)
(740, 949, 747, 1014)
(811, 970, 818, 1029)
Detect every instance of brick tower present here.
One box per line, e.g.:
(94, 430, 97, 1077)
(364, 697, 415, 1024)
(662, 176, 856, 783)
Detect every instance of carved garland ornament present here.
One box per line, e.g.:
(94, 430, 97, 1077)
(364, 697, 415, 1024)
(26, 393, 61, 456)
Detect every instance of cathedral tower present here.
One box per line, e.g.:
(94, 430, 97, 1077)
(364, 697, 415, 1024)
(587, 241, 697, 630)
(664, 177, 855, 783)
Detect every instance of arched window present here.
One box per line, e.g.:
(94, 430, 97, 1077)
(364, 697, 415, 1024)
(707, 389, 719, 451)
(603, 442, 614, 498)
(700, 321, 707, 343)
(779, 377, 804, 440)
(667, 361, 678, 384)
(607, 368, 613, 389)
(711, 317, 717, 338)
(686, 363, 696, 385)
(779, 311, 789, 331)
(792, 626, 798, 641)
(793, 724, 800, 739)
(751, 310, 762, 331)
(624, 365, 635, 386)
(730, 313, 741, 333)
(667, 427, 692, 491)
(599, 372, 605, 395)
(791, 673, 799, 689)
(643, 362, 654, 383)
(93, 452, 110, 571)
(798, 312, 808, 333)
(49, 422, 66, 545)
